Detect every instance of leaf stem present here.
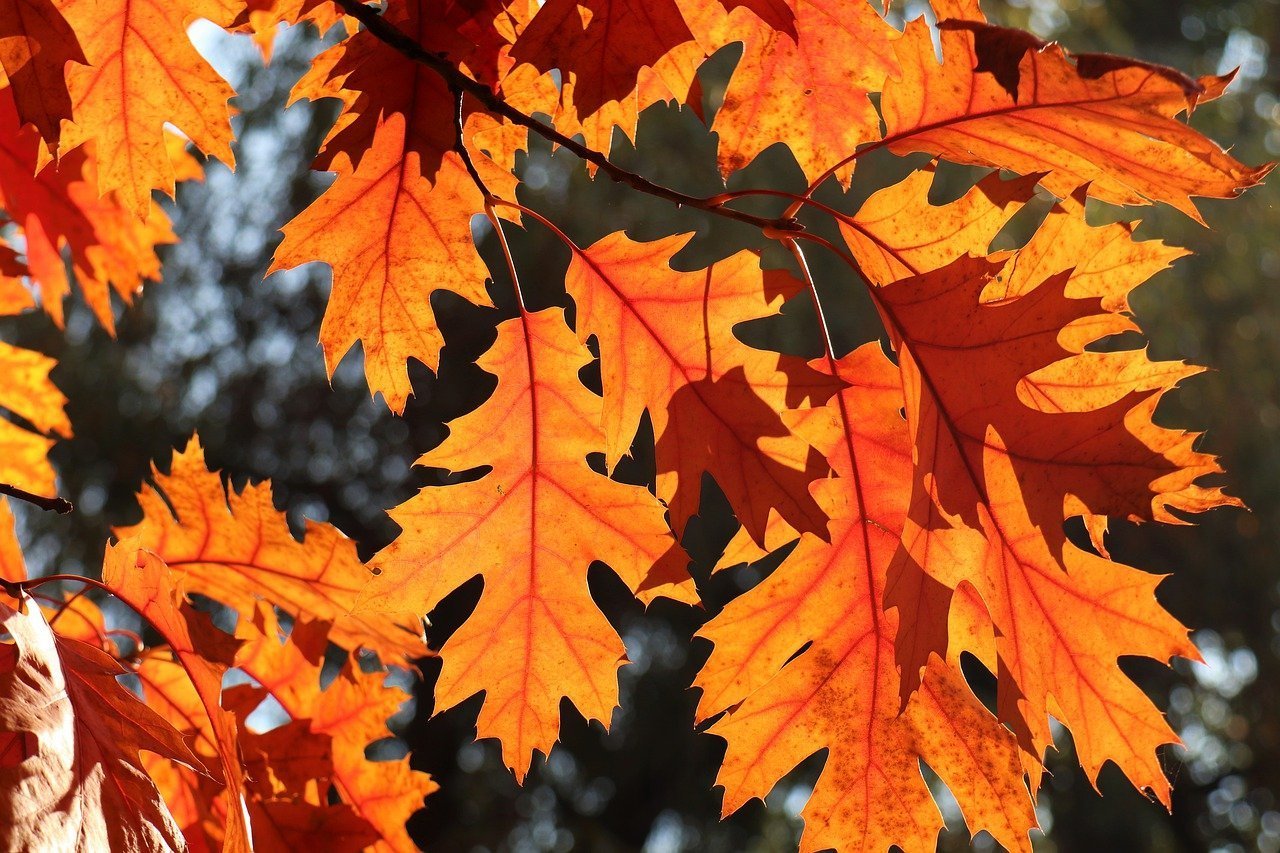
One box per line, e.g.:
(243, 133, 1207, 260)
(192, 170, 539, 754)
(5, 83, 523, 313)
(4, 573, 115, 596)
(784, 239, 838, 360)
(484, 201, 529, 315)
(709, 188, 854, 224)
(0, 483, 73, 514)
(489, 198, 584, 257)
(328, 0, 804, 235)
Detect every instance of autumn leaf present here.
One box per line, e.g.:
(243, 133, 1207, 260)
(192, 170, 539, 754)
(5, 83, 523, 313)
(273, 0, 520, 411)
(878, 0, 1271, 221)
(115, 435, 425, 662)
(232, 604, 434, 852)
(563, 232, 840, 543)
(137, 650, 378, 852)
(837, 164, 1038, 287)
(0, 0, 86, 144)
(135, 655, 226, 848)
(511, 0, 697, 119)
(0, 88, 176, 330)
(100, 540, 253, 851)
(0, 219, 70, 497)
(362, 308, 686, 778)
(0, 592, 200, 852)
(693, 0, 898, 184)
(873, 224, 1225, 796)
(56, 0, 237, 216)
(0, 341, 69, 498)
(697, 343, 1036, 853)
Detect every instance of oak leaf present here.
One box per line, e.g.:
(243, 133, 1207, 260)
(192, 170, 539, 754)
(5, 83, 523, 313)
(696, 0, 898, 184)
(879, 0, 1271, 221)
(115, 435, 425, 662)
(0, 592, 200, 852)
(362, 308, 687, 779)
(875, 237, 1224, 797)
(56, 0, 237, 216)
(0, 340, 69, 498)
(697, 344, 1036, 853)
(0, 0, 85, 143)
(273, 0, 519, 411)
(232, 604, 434, 853)
(0, 88, 176, 330)
(100, 540, 253, 851)
(511, 0, 697, 119)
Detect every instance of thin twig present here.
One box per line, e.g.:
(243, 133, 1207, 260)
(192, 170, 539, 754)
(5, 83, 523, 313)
(329, 0, 804, 234)
(0, 483, 73, 514)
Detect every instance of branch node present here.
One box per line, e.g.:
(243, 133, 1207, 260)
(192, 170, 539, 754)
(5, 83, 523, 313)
(0, 483, 74, 514)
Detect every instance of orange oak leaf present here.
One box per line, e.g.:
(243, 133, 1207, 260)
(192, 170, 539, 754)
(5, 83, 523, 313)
(967, 439, 1198, 803)
(0, 89, 176, 330)
(696, 343, 1036, 853)
(877, 0, 1271, 221)
(56, 0, 237, 216)
(0, 0, 86, 143)
(0, 219, 70, 499)
(0, 592, 201, 852)
(0, 340, 69, 498)
(563, 232, 840, 543)
(135, 655, 226, 849)
(232, 604, 434, 853)
(697, 0, 898, 184)
(138, 653, 378, 853)
(100, 540, 252, 851)
(274, 0, 519, 411)
(114, 435, 425, 662)
(511, 0, 697, 119)
(838, 164, 1039, 287)
(361, 308, 687, 779)
(875, 239, 1225, 797)
(271, 130, 492, 412)
(877, 247, 1224, 563)
(226, 0, 346, 62)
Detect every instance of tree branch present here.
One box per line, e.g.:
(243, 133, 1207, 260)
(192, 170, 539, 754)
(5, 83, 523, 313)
(0, 483, 73, 514)
(330, 0, 804, 234)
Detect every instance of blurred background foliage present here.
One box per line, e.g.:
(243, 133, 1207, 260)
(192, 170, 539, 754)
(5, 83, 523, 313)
(1, 0, 1276, 850)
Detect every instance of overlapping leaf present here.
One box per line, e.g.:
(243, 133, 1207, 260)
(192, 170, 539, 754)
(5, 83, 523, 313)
(0, 88, 176, 330)
(880, 0, 1270, 221)
(362, 308, 686, 778)
(0, 593, 199, 852)
(692, 0, 898, 184)
(115, 435, 425, 662)
(232, 604, 434, 853)
(0, 0, 85, 143)
(698, 343, 1037, 853)
(273, 0, 520, 411)
(56, 0, 237, 216)
(100, 541, 252, 852)
(511, 0, 697, 120)
(563, 232, 839, 543)
(868, 200, 1226, 797)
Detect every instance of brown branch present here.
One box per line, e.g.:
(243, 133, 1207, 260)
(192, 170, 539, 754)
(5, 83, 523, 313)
(330, 0, 804, 234)
(0, 482, 73, 514)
